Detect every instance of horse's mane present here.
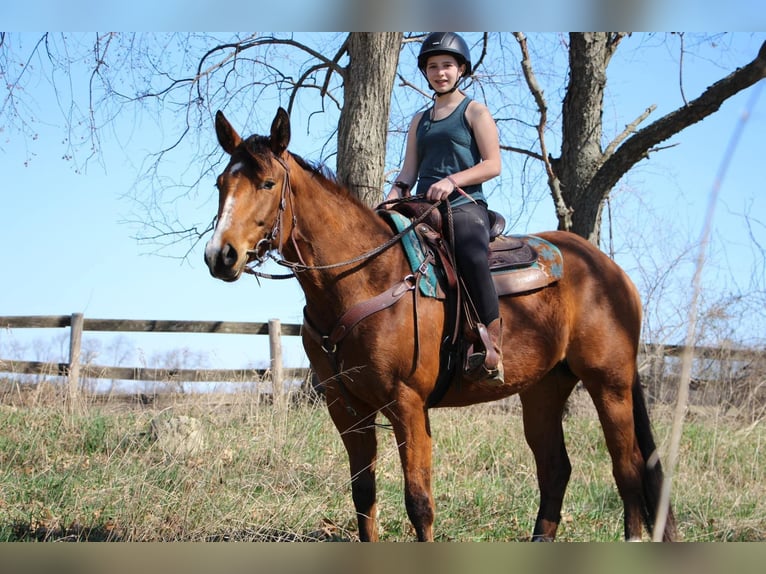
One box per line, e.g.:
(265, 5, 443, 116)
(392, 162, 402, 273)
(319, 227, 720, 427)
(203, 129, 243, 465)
(243, 134, 368, 208)
(291, 152, 337, 186)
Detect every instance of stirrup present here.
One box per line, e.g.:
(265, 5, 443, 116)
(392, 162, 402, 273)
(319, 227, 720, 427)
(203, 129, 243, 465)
(464, 350, 504, 385)
(465, 350, 487, 375)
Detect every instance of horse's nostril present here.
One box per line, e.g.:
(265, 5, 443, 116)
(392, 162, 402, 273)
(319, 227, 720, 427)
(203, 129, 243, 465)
(221, 243, 238, 267)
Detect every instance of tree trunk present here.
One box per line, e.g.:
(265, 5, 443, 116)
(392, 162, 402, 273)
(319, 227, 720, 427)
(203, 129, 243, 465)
(337, 33, 403, 207)
(558, 33, 618, 244)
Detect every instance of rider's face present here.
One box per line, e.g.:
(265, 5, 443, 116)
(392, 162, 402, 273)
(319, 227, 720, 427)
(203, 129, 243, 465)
(425, 55, 464, 93)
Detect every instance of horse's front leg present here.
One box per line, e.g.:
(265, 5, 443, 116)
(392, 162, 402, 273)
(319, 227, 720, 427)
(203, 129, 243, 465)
(325, 385, 379, 541)
(386, 389, 434, 541)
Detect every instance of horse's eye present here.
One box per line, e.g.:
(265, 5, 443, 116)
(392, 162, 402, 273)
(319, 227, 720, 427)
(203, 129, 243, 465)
(262, 180, 276, 191)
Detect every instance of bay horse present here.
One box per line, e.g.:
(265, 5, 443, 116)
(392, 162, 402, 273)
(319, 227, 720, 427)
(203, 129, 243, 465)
(204, 107, 676, 542)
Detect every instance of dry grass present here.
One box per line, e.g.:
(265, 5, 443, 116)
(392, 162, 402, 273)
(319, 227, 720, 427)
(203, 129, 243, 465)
(0, 382, 764, 542)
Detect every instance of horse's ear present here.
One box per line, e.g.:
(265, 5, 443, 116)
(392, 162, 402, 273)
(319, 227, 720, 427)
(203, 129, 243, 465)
(215, 110, 242, 155)
(270, 107, 291, 155)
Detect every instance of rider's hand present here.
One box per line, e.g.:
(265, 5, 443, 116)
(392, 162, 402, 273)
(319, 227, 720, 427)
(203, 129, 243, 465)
(426, 178, 454, 202)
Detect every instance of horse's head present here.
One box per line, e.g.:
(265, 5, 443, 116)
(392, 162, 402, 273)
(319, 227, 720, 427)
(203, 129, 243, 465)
(204, 108, 292, 281)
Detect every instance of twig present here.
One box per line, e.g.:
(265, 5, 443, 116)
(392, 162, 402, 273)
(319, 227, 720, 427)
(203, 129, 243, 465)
(513, 32, 572, 230)
(602, 105, 656, 162)
(652, 78, 763, 541)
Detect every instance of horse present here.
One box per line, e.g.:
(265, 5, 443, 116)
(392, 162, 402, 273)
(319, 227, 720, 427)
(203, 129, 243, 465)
(203, 107, 676, 542)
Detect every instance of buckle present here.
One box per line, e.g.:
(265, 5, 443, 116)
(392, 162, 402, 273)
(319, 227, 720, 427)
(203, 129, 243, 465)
(321, 336, 337, 354)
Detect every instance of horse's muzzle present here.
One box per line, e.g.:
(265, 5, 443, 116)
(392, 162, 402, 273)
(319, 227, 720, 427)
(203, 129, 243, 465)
(204, 242, 242, 282)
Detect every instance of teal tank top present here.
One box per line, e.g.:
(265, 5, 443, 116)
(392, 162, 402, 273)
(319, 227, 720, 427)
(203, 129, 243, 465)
(415, 97, 487, 206)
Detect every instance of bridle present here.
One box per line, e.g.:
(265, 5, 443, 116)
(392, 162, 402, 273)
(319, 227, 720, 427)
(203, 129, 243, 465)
(243, 154, 301, 280)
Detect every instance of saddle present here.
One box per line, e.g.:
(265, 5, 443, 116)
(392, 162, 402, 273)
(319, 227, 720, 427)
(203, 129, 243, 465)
(386, 199, 561, 297)
(379, 198, 563, 407)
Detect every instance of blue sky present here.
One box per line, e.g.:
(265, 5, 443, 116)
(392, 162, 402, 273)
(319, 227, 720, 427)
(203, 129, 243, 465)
(1, 32, 764, 379)
(2, 1, 765, 32)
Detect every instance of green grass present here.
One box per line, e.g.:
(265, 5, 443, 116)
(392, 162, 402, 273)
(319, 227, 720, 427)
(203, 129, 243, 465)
(0, 390, 764, 541)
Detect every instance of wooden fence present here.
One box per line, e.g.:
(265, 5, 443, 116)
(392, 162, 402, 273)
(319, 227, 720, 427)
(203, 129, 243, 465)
(1, 313, 763, 411)
(0, 314, 308, 405)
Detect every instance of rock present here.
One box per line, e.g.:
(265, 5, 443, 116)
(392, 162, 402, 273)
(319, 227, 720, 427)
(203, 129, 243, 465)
(150, 414, 205, 458)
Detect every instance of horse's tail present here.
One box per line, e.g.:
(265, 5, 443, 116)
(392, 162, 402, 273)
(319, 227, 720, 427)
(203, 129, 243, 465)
(632, 372, 677, 541)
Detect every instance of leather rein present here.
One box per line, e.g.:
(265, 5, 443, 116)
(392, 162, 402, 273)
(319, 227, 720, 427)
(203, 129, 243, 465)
(244, 156, 441, 278)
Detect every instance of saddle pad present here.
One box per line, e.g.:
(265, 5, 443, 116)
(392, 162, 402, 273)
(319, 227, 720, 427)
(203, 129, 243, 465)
(491, 234, 563, 296)
(378, 210, 442, 298)
(521, 235, 563, 278)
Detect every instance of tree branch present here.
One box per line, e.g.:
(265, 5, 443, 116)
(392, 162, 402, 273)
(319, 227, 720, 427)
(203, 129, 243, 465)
(591, 40, 766, 199)
(602, 104, 656, 163)
(472, 33, 489, 76)
(397, 73, 432, 99)
(288, 62, 341, 113)
(606, 32, 629, 55)
(513, 32, 572, 229)
(500, 144, 544, 161)
(0, 33, 48, 127)
(321, 36, 349, 97)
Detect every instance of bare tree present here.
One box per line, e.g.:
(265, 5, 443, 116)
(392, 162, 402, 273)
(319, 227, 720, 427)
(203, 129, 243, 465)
(514, 32, 766, 244)
(2, 32, 763, 248)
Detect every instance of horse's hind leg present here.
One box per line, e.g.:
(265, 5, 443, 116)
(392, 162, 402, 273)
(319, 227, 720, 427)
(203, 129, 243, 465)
(519, 368, 579, 541)
(582, 369, 648, 541)
(326, 387, 380, 542)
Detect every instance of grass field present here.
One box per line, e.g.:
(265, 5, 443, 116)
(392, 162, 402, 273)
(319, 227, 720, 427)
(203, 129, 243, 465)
(0, 383, 764, 542)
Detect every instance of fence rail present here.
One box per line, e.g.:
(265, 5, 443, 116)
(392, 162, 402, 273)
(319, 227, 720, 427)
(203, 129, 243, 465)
(0, 315, 302, 336)
(2, 314, 763, 407)
(0, 314, 308, 407)
(6, 360, 274, 383)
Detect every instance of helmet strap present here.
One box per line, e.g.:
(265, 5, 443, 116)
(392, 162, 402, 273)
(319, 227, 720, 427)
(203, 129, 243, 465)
(432, 73, 464, 98)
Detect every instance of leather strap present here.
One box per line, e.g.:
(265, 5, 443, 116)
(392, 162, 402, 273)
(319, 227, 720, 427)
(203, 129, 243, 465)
(327, 274, 417, 348)
(302, 264, 429, 354)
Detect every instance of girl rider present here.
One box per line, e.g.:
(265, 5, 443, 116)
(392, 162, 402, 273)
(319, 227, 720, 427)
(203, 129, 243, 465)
(386, 32, 504, 385)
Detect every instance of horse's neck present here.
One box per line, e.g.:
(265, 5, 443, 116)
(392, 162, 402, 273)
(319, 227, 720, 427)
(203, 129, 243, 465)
(284, 166, 405, 321)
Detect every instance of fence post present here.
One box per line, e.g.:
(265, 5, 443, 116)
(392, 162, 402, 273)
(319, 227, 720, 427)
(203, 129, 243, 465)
(68, 312, 84, 412)
(268, 318, 284, 407)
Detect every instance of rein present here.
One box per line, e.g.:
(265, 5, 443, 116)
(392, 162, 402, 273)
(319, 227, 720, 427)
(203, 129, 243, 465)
(244, 155, 442, 278)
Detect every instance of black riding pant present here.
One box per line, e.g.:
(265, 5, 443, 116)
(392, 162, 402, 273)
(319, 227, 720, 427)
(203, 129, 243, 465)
(441, 201, 500, 326)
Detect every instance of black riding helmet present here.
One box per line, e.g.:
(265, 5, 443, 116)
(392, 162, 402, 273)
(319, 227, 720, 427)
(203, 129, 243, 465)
(417, 32, 472, 80)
